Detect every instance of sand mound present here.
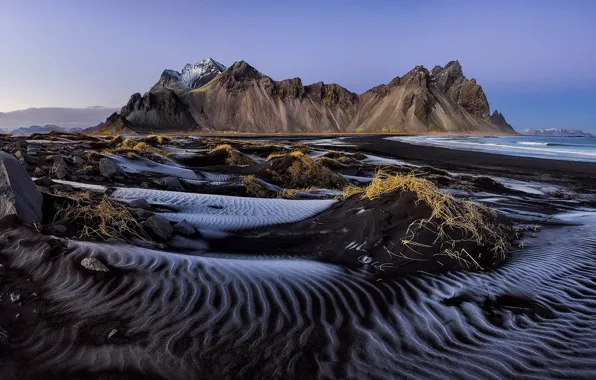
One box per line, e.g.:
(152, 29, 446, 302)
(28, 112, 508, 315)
(258, 151, 348, 190)
(214, 171, 513, 274)
(173, 144, 256, 167)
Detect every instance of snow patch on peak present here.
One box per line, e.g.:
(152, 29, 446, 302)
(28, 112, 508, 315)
(157, 58, 227, 89)
(179, 58, 227, 87)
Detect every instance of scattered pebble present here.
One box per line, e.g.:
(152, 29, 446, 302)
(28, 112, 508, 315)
(359, 256, 373, 264)
(108, 329, 118, 340)
(80, 257, 110, 272)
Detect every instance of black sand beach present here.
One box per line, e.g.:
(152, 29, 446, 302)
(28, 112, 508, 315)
(0, 133, 595, 379)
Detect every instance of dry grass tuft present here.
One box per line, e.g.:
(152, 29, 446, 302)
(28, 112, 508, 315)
(211, 144, 256, 166)
(53, 197, 149, 241)
(344, 170, 512, 267)
(52, 189, 94, 201)
(244, 175, 276, 198)
(103, 140, 167, 163)
(278, 187, 319, 199)
(269, 151, 348, 190)
(315, 156, 361, 169)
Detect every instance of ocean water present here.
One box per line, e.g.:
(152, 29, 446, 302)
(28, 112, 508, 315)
(386, 135, 596, 163)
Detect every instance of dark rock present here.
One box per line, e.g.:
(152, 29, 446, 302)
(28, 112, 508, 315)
(0, 151, 43, 224)
(48, 155, 66, 165)
(130, 198, 151, 210)
(174, 220, 197, 236)
(80, 257, 110, 272)
(52, 161, 68, 179)
(143, 215, 173, 240)
(156, 176, 182, 190)
(133, 208, 154, 220)
(99, 158, 122, 178)
(14, 150, 37, 164)
(33, 167, 45, 177)
(34, 176, 55, 187)
(27, 145, 42, 156)
(72, 156, 85, 166)
(71, 149, 86, 157)
(47, 224, 67, 235)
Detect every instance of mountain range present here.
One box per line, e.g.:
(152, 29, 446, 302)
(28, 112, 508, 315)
(521, 128, 594, 138)
(99, 58, 515, 134)
(10, 124, 84, 135)
(0, 107, 118, 131)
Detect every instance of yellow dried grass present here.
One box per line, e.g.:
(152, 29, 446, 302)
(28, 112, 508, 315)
(343, 170, 511, 267)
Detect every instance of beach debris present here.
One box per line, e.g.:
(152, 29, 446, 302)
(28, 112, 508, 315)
(80, 257, 110, 272)
(144, 215, 174, 240)
(10, 293, 20, 302)
(0, 151, 43, 224)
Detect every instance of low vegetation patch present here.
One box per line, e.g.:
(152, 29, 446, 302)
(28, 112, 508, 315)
(102, 139, 168, 163)
(211, 144, 256, 166)
(52, 197, 149, 241)
(344, 170, 512, 268)
(244, 175, 277, 198)
(266, 151, 348, 190)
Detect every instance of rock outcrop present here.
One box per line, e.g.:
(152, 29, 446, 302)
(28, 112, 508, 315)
(119, 90, 197, 132)
(0, 151, 43, 224)
(489, 110, 512, 130)
(102, 59, 515, 134)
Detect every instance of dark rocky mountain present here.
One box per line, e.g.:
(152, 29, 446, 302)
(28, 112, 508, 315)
(100, 59, 515, 134)
(521, 128, 594, 137)
(490, 110, 512, 130)
(86, 113, 139, 135)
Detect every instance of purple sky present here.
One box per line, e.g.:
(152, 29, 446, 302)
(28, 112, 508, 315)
(1, 0, 595, 131)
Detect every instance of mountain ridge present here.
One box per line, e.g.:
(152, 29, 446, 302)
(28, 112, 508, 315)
(101, 59, 515, 134)
(521, 128, 594, 137)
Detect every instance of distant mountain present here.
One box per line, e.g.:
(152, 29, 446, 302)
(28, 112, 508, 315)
(521, 128, 594, 137)
(10, 124, 83, 135)
(0, 107, 118, 130)
(100, 58, 515, 134)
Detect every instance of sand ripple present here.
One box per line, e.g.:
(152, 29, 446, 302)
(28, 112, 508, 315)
(1, 210, 596, 379)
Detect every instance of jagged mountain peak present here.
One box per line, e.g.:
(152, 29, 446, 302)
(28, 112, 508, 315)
(225, 61, 263, 79)
(182, 57, 226, 72)
(430, 60, 466, 92)
(151, 57, 227, 91)
(111, 58, 515, 135)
